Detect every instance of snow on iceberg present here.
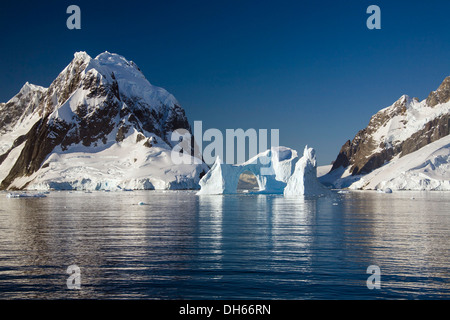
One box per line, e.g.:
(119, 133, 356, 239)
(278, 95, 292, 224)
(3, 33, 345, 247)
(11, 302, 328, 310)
(284, 146, 330, 196)
(197, 146, 299, 195)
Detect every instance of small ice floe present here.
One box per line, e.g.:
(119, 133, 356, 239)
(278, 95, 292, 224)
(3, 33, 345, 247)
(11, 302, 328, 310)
(332, 202, 339, 206)
(377, 188, 393, 194)
(117, 186, 133, 192)
(6, 192, 47, 198)
(138, 201, 147, 206)
(337, 190, 350, 194)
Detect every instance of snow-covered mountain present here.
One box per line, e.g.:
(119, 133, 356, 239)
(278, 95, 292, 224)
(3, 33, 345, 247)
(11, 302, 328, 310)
(349, 134, 450, 191)
(322, 76, 450, 190)
(0, 51, 208, 191)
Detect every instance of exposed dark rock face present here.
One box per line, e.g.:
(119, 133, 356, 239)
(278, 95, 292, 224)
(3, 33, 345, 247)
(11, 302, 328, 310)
(400, 114, 449, 155)
(427, 76, 450, 107)
(143, 139, 153, 148)
(0, 117, 69, 189)
(331, 78, 450, 176)
(163, 104, 191, 134)
(38, 52, 91, 118)
(0, 134, 28, 166)
(330, 96, 410, 175)
(0, 83, 45, 134)
(136, 133, 145, 143)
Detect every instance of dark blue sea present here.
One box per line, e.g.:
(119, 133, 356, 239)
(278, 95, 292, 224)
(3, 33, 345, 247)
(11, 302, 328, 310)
(0, 190, 449, 299)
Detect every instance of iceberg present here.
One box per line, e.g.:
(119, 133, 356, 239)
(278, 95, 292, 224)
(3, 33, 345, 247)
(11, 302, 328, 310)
(197, 146, 329, 196)
(197, 146, 299, 195)
(284, 146, 330, 196)
(6, 192, 47, 198)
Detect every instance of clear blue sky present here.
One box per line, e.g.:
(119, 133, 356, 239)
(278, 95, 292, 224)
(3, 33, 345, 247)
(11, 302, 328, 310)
(1, 0, 450, 165)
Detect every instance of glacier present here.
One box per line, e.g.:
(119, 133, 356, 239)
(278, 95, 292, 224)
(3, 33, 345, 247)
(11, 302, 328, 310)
(197, 146, 329, 196)
(21, 130, 208, 191)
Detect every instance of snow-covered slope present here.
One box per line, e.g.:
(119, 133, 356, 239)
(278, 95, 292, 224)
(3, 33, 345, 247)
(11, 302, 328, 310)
(349, 134, 450, 191)
(0, 82, 46, 154)
(19, 130, 206, 191)
(0, 51, 207, 190)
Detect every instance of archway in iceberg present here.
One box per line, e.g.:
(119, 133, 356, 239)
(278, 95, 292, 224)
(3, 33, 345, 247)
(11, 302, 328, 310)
(196, 147, 299, 195)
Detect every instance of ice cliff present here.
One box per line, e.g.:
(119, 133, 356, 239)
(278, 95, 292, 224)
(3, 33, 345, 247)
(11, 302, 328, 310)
(284, 147, 330, 196)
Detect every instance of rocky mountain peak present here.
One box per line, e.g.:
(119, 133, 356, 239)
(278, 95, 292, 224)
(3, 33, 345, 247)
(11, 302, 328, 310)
(330, 76, 450, 176)
(73, 51, 91, 62)
(0, 82, 46, 135)
(19, 82, 46, 95)
(38, 51, 92, 117)
(427, 76, 450, 107)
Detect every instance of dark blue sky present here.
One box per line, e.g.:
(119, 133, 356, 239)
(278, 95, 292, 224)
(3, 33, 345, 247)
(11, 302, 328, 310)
(1, 0, 450, 164)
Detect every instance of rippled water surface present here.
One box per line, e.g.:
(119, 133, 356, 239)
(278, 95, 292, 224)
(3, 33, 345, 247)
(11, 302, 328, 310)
(0, 190, 449, 299)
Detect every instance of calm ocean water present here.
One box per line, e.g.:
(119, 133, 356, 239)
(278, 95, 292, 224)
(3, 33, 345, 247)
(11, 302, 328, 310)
(0, 190, 449, 299)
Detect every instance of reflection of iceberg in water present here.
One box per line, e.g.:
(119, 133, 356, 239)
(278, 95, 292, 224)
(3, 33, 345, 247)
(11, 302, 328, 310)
(270, 196, 315, 271)
(197, 195, 224, 276)
(196, 193, 381, 298)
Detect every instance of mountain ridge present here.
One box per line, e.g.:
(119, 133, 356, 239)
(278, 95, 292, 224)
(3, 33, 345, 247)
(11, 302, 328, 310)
(330, 76, 450, 177)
